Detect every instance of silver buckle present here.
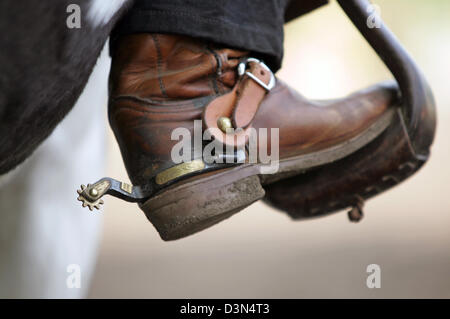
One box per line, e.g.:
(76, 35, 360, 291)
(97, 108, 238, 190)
(237, 58, 276, 91)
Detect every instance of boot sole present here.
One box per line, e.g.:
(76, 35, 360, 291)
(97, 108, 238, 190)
(141, 108, 396, 240)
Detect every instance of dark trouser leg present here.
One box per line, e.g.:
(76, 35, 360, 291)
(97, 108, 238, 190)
(112, 0, 290, 72)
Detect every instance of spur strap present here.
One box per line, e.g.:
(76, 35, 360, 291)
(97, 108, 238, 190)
(202, 58, 275, 148)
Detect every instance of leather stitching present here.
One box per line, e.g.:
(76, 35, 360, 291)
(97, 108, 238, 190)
(206, 46, 222, 95)
(151, 34, 169, 98)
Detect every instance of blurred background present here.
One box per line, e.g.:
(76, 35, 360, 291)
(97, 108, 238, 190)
(88, 0, 450, 298)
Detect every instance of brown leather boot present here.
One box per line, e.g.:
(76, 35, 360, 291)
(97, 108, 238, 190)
(76, 32, 400, 240)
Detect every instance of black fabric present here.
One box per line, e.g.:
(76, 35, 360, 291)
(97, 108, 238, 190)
(285, 0, 329, 23)
(111, 0, 329, 72)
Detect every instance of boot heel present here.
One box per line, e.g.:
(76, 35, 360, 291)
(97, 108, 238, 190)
(140, 172, 265, 241)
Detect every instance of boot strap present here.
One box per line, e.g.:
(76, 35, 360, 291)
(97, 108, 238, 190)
(202, 58, 275, 149)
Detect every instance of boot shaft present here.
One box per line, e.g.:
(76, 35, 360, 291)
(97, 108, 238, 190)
(109, 34, 247, 185)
